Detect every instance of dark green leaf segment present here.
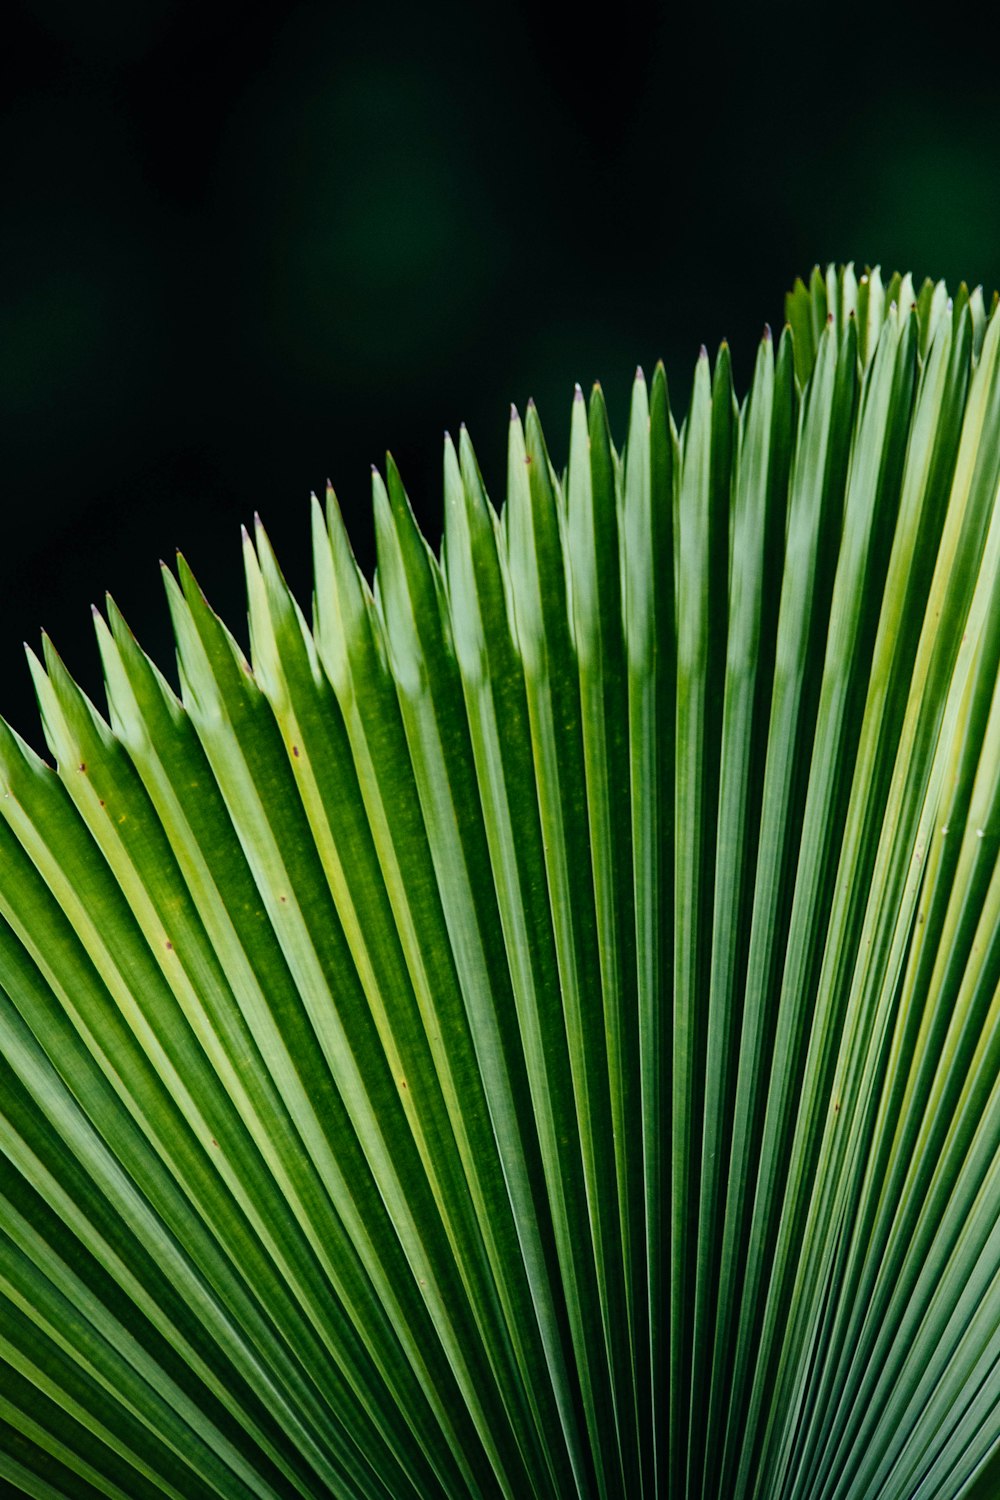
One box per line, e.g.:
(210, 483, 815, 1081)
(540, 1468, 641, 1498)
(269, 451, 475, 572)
(0, 264, 998, 1498)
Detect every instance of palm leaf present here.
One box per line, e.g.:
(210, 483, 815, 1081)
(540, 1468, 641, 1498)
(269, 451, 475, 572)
(0, 264, 998, 1498)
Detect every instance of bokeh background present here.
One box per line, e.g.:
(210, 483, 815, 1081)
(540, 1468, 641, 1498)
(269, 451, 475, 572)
(4, 0, 999, 745)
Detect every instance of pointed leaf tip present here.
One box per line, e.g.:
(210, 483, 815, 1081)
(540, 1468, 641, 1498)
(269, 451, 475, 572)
(634, 364, 645, 381)
(509, 402, 518, 421)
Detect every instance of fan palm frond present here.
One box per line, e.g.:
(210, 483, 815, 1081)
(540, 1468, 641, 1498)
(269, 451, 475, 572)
(0, 264, 998, 1498)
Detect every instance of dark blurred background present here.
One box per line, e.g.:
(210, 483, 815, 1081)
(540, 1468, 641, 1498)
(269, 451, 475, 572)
(3, 0, 999, 745)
